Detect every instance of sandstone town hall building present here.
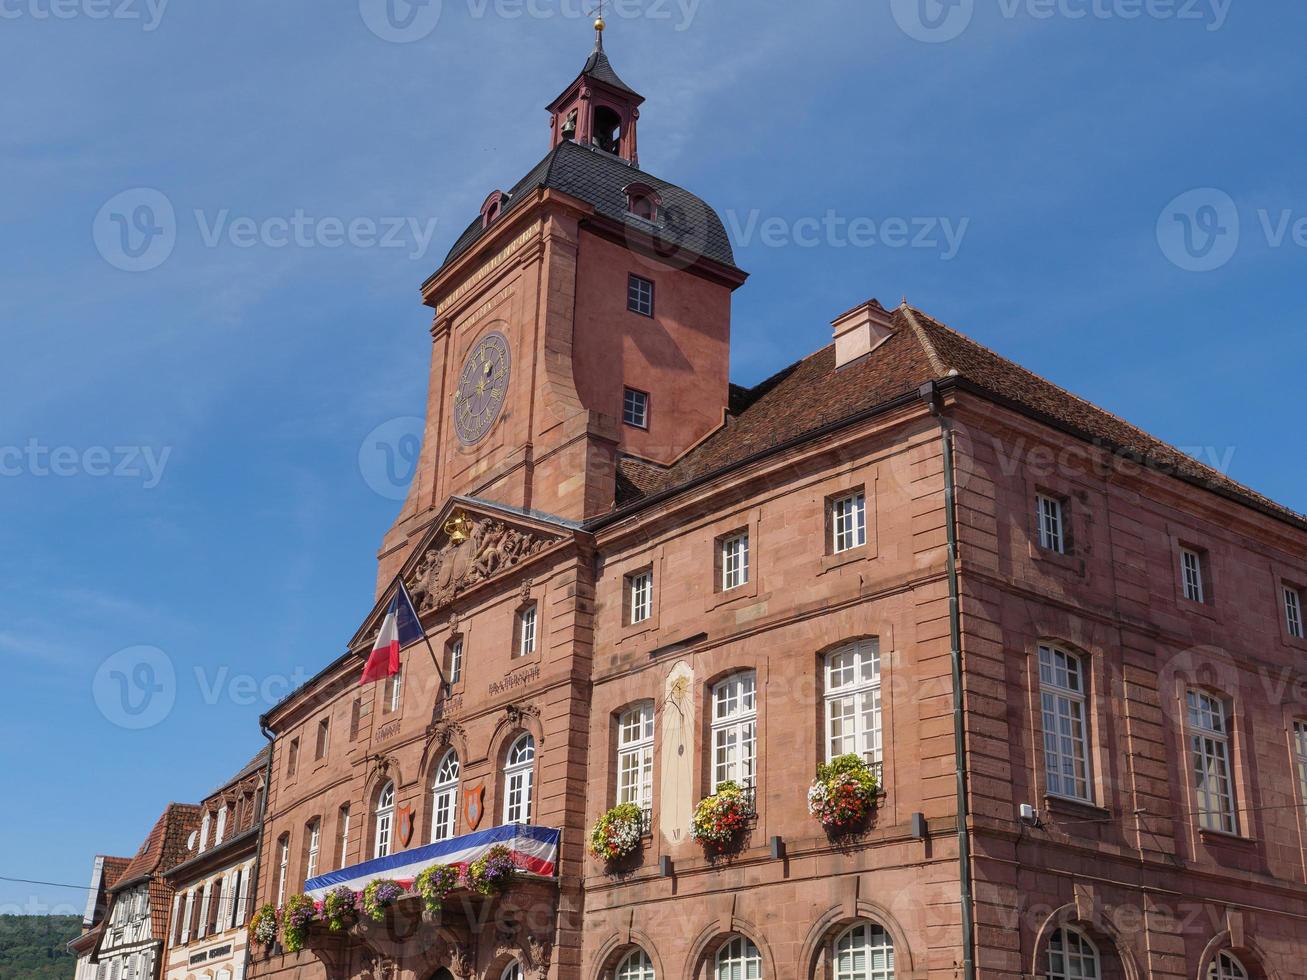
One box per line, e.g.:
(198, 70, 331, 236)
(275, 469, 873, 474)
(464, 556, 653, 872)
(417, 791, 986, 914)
(236, 23, 1307, 980)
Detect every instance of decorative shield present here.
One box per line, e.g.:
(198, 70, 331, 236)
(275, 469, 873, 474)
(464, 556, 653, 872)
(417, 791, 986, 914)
(463, 784, 485, 830)
(396, 804, 416, 848)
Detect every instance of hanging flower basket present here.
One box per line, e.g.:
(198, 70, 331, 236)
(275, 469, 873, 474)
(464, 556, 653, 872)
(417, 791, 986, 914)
(361, 879, 406, 921)
(464, 844, 516, 896)
(689, 781, 752, 850)
(322, 886, 360, 932)
(588, 803, 645, 862)
(807, 754, 880, 832)
(281, 894, 317, 953)
(249, 903, 278, 951)
(415, 864, 461, 913)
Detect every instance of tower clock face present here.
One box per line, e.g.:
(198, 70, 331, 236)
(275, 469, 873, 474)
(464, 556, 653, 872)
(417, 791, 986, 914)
(452, 331, 511, 446)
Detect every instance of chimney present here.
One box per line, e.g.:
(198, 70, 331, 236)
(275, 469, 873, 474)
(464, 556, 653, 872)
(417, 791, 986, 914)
(832, 298, 896, 369)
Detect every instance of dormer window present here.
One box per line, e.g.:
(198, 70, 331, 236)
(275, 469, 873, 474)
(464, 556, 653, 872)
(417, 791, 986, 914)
(480, 190, 508, 229)
(623, 182, 661, 223)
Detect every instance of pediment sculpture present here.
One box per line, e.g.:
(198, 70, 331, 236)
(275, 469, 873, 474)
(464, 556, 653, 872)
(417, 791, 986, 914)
(407, 511, 558, 615)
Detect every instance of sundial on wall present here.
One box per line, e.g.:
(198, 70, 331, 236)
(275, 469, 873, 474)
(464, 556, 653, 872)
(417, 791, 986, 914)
(452, 331, 510, 446)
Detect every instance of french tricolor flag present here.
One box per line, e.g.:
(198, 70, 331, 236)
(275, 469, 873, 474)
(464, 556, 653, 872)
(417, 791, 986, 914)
(361, 582, 424, 685)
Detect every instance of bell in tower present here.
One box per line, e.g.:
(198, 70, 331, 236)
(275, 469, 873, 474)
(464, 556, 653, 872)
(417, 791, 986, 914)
(547, 15, 644, 165)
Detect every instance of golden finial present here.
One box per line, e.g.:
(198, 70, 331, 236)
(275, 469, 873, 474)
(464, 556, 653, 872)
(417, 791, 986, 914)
(591, 0, 606, 36)
(595, 15, 605, 32)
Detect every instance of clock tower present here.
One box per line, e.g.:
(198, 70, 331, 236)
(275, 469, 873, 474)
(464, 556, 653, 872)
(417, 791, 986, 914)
(376, 22, 748, 592)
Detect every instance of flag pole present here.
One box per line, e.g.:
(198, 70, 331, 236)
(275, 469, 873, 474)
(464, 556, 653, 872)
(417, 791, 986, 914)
(396, 576, 448, 691)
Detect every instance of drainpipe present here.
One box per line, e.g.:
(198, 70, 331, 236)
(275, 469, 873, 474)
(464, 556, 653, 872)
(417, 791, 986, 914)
(920, 380, 976, 980)
(241, 718, 276, 980)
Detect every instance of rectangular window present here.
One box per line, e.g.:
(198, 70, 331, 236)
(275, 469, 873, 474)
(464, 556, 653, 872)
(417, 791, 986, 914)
(824, 640, 882, 765)
(389, 667, 404, 713)
(1038, 645, 1092, 801)
(229, 868, 243, 930)
(286, 738, 299, 778)
(628, 569, 653, 625)
(315, 718, 329, 761)
(350, 699, 362, 740)
(1036, 493, 1066, 554)
(337, 806, 351, 869)
(448, 637, 464, 685)
(831, 491, 867, 554)
(1295, 722, 1307, 806)
(617, 704, 655, 826)
(711, 672, 757, 792)
(276, 837, 289, 906)
(517, 605, 537, 657)
(1181, 547, 1206, 603)
(305, 821, 320, 884)
(627, 274, 654, 317)
(1187, 690, 1236, 833)
(720, 532, 750, 591)
(1285, 587, 1304, 639)
(623, 387, 649, 429)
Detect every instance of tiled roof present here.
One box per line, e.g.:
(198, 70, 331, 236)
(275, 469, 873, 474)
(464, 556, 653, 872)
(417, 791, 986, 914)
(101, 856, 131, 890)
(106, 803, 200, 947)
(435, 139, 738, 276)
(611, 303, 1306, 529)
(203, 746, 269, 804)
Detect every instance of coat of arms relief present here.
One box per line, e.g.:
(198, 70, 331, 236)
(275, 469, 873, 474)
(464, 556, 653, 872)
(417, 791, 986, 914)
(406, 511, 558, 616)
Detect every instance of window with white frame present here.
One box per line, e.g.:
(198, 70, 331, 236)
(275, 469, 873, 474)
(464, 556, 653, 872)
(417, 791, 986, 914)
(825, 640, 882, 765)
(616, 949, 655, 980)
(214, 805, 227, 845)
(374, 782, 395, 857)
(305, 819, 320, 883)
(623, 387, 650, 428)
(504, 733, 536, 824)
(627, 275, 654, 317)
(1187, 691, 1236, 833)
(1039, 645, 1092, 802)
(517, 605, 537, 658)
(1046, 926, 1099, 980)
(628, 569, 653, 625)
(432, 750, 460, 842)
(1181, 547, 1206, 603)
(448, 637, 464, 685)
(834, 922, 895, 980)
(711, 672, 757, 792)
(389, 667, 404, 713)
(502, 963, 524, 980)
(1294, 721, 1307, 806)
(337, 805, 350, 868)
(1037, 493, 1066, 554)
(831, 491, 867, 554)
(617, 704, 654, 821)
(276, 835, 289, 907)
(1285, 586, 1304, 639)
(715, 937, 762, 980)
(721, 532, 750, 591)
(199, 811, 211, 852)
(1208, 952, 1249, 980)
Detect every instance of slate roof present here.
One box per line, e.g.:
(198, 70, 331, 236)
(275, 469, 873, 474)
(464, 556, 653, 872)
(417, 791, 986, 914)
(581, 43, 639, 96)
(611, 303, 1307, 530)
(435, 139, 738, 277)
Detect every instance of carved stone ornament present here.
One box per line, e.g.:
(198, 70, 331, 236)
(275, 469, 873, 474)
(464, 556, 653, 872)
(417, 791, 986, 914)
(504, 703, 541, 729)
(525, 935, 554, 979)
(447, 945, 475, 979)
(407, 513, 556, 616)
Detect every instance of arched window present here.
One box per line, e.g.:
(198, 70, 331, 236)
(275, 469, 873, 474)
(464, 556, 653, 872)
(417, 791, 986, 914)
(1046, 926, 1099, 980)
(432, 750, 460, 842)
(834, 922, 895, 980)
(711, 672, 757, 792)
(825, 641, 882, 764)
(501, 962, 523, 980)
(715, 937, 762, 979)
(616, 949, 655, 980)
(374, 782, 395, 858)
(504, 734, 535, 824)
(1039, 645, 1092, 801)
(1208, 952, 1248, 980)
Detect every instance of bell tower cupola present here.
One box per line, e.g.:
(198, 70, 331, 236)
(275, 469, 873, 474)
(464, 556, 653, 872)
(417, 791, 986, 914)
(547, 16, 644, 164)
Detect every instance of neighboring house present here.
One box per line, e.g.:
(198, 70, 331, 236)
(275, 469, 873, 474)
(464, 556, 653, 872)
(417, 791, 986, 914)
(90, 803, 199, 980)
(161, 749, 269, 980)
(68, 855, 131, 980)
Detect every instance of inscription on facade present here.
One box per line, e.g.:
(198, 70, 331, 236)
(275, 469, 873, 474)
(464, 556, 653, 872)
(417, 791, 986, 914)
(489, 665, 541, 696)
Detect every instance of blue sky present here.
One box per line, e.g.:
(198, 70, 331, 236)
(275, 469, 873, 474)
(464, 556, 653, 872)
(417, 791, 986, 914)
(2, 0, 1304, 914)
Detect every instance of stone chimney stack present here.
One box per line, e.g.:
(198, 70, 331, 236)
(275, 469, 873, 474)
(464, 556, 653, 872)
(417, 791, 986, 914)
(832, 299, 896, 369)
